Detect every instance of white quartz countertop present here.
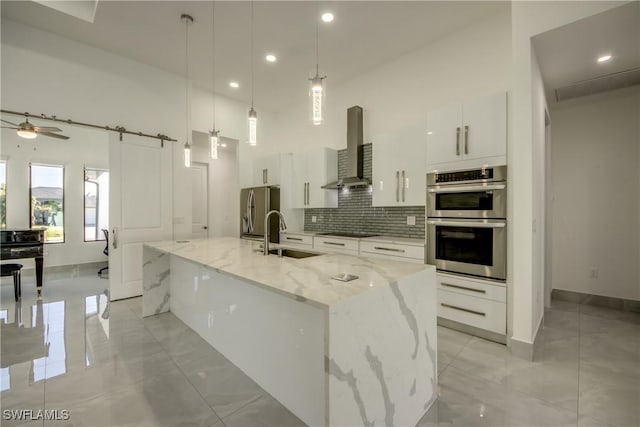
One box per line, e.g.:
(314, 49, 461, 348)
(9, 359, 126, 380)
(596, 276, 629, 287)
(144, 237, 432, 309)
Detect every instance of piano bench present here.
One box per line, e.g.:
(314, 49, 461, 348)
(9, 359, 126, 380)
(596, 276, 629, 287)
(1, 263, 23, 300)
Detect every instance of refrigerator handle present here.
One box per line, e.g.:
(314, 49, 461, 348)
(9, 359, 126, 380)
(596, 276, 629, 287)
(247, 190, 255, 233)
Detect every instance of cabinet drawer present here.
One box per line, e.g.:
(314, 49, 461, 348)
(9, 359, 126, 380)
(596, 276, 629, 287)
(437, 274, 505, 303)
(359, 251, 424, 264)
(313, 237, 359, 254)
(280, 233, 313, 247)
(438, 289, 506, 335)
(360, 241, 424, 261)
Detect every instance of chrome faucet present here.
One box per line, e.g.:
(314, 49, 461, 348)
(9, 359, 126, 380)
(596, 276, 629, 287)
(264, 210, 287, 255)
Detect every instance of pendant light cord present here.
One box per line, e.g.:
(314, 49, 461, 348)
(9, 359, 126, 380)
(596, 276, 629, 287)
(212, 2, 216, 131)
(185, 15, 190, 144)
(251, 0, 255, 109)
(315, 0, 319, 75)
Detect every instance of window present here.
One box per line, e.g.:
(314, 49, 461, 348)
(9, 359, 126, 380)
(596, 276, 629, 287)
(0, 160, 6, 229)
(30, 164, 64, 243)
(84, 168, 109, 241)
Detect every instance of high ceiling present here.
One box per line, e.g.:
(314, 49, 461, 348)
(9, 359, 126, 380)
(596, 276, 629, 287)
(533, 1, 640, 105)
(1, 1, 507, 112)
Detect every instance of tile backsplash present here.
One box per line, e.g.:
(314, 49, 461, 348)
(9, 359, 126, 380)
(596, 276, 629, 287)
(304, 144, 425, 239)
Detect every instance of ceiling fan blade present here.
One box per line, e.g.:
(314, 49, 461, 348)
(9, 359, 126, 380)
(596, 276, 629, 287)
(1, 119, 19, 126)
(37, 131, 69, 140)
(33, 126, 62, 132)
(1, 126, 18, 130)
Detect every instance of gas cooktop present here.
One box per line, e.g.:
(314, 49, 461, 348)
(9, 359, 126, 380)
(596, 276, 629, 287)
(315, 232, 380, 238)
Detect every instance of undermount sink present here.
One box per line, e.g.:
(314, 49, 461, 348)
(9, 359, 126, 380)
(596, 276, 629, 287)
(268, 248, 322, 259)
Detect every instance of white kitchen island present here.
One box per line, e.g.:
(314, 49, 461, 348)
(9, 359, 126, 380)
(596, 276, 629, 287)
(142, 237, 437, 427)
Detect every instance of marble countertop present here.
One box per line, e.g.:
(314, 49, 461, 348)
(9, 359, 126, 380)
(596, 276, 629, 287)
(144, 237, 432, 309)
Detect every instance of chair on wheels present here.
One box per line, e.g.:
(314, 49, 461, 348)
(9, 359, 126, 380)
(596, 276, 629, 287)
(98, 229, 109, 278)
(1, 263, 23, 300)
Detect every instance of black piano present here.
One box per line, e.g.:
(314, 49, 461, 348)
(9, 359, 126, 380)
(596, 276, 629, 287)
(1, 229, 45, 295)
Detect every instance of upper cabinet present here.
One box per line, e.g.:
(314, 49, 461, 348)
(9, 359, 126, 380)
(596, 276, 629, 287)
(372, 124, 426, 207)
(291, 148, 338, 209)
(251, 154, 283, 187)
(426, 92, 507, 171)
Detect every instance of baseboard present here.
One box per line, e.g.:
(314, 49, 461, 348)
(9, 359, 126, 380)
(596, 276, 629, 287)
(437, 317, 507, 345)
(510, 337, 534, 361)
(552, 289, 640, 313)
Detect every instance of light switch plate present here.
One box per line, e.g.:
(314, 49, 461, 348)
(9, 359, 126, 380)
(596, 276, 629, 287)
(312, 215, 317, 223)
(407, 216, 416, 226)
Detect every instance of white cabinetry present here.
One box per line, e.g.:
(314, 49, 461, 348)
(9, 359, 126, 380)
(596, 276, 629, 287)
(313, 236, 359, 256)
(291, 148, 338, 209)
(372, 124, 426, 207)
(252, 154, 283, 187)
(426, 92, 507, 171)
(359, 240, 425, 264)
(436, 272, 506, 338)
(279, 232, 314, 249)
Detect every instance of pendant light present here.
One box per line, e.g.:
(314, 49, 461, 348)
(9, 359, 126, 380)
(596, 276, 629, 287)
(310, 1, 326, 126)
(247, 1, 257, 146)
(210, 2, 220, 160)
(182, 13, 193, 168)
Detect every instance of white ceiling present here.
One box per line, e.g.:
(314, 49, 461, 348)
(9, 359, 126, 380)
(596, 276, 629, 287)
(532, 1, 640, 104)
(1, 0, 507, 112)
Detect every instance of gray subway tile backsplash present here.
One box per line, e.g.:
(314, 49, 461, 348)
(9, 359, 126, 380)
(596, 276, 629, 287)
(304, 144, 425, 239)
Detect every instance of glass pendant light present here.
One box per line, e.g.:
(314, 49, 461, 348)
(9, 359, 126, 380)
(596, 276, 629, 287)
(210, 2, 220, 160)
(182, 13, 193, 168)
(248, 1, 257, 146)
(309, 1, 326, 126)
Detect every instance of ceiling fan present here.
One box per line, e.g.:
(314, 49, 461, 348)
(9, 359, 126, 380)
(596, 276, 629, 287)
(1, 117, 69, 140)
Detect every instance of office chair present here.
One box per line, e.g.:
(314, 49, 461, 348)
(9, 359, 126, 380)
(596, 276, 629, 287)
(98, 229, 109, 278)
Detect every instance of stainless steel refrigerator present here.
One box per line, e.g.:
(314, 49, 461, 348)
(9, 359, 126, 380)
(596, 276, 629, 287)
(240, 186, 281, 242)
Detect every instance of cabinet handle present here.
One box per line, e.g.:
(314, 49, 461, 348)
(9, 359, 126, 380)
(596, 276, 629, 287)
(323, 241, 345, 246)
(464, 125, 469, 155)
(303, 183, 307, 206)
(456, 127, 461, 156)
(441, 303, 486, 316)
(306, 182, 310, 205)
(441, 282, 486, 294)
(374, 246, 405, 253)
(262, 168, 267, 184)
(396, 171, 400, 202)
(112, 228, 118, 249)
(286, 237, 303, 241)
(401, 170, 406, 202)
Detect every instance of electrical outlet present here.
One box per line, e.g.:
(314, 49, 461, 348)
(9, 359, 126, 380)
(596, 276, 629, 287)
(406, 216, 416, 226)
(312, 215, 317, 223)
(590, 269, 599, 279)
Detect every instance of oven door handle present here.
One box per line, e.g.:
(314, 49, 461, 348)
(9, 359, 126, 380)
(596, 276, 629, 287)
(428, 184, 506, 193)
(427, 220, 506, 228)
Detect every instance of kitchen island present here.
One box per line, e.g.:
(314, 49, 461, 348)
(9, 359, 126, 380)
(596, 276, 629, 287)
(142, 237, 437, 427)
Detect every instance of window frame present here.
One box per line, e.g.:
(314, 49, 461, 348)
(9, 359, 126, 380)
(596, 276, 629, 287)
(83, 167, 108, 242)
(29, 162, 65, 244)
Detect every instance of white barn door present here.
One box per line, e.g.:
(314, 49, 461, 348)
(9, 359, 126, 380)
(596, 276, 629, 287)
(109, 133, 173, 300)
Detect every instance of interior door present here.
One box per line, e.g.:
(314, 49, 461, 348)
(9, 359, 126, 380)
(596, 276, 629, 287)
(109, 133, 173, 301)
(191, 162, 209, 238)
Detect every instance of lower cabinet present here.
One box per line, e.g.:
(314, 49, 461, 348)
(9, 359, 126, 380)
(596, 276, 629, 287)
(436, 273, 506, 338)
(359, 241, 425, 264)
(312, 236, 359, 256)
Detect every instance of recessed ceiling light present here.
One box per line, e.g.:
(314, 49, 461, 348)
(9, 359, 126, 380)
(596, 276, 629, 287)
(321, 12, 334, 23)
(597, 54, 612, 63)
(265, 54, 277, 63)
(229, 81, 239, 88)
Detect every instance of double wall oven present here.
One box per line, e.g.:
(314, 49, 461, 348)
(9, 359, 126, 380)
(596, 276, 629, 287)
(426, 166, 507, 281)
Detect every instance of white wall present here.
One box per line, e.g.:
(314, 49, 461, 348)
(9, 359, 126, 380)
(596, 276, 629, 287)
(1, 124, 109, 268)
(1, 19, 250, 248)
(550, 86, 640, 301)
(509, 0, 625, 349)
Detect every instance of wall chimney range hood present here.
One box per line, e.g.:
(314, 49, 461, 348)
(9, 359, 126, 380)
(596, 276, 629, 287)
(322, 106, 370, 189)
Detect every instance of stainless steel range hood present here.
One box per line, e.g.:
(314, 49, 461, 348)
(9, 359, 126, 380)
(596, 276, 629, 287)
(321, 106, 370, 189)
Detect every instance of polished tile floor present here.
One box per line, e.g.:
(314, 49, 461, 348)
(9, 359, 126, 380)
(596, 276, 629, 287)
(0, 274, 638, 427)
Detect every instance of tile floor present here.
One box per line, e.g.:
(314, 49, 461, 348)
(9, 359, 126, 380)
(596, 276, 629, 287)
(0, 274, 638, 426)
